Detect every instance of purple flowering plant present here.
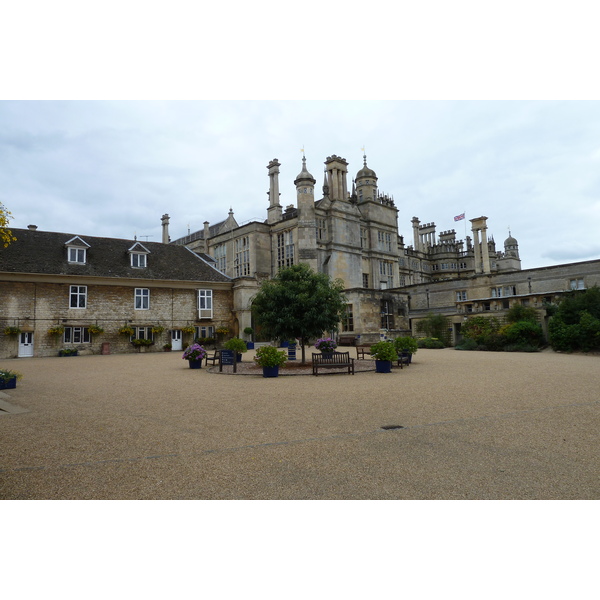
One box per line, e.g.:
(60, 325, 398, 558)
(182, 343, 207, 361)
(314, 337, 337, 352)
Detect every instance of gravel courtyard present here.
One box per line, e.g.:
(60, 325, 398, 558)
(1, 348, 598, 499)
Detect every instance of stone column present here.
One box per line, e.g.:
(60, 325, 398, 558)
(480, 226, 491, 274)
(472, 228, 482, 273)
(161, 214, 170, 244)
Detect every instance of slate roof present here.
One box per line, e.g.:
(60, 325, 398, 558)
(0, 228, 231, 283)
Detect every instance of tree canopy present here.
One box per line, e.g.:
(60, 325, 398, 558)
(0, 203, 16, 248)
(251, 264, 347, 363)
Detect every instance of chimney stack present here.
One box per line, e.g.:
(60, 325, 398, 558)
(28, 224, 38, 230)
(161, 214, 170, 244)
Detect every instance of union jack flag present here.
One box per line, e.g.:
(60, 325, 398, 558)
(454, 213, 465, 222)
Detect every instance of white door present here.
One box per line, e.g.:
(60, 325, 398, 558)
(18, 332, 34, 357)
(171, 330, 182, 351)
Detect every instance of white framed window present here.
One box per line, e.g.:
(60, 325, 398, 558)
(64, 327, 90, 343)
(131, 253, 147, 268)
(69, 285, 87, 308)
(198, 289, 213, 319)
(456, 290, 467, 301)
(135, 288, 150, 310)
(196, 325, 215, 339)
(68, 247, 86, 263)
(134, 327, 153, 341)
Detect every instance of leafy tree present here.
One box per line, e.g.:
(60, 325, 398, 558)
(549, 287, 600, 352)
(251, 264, 347, 364)
(416, 313, 450, 345)
(0, 203, 16, 248)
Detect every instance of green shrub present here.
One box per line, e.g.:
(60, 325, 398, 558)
(461, 316, 500, 343)
(502, 321, 544, 348)
(416, 313, 451, 345)
(393, 336, 418, 355)
(417, 337, 445, 349)
(455, 338, 478, 351)
(480, 332, 508, 351)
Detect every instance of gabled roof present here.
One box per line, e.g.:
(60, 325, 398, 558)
(65, 235, 91, 248)
(0, 229, 231, 283)
(128, 241, 151, 254)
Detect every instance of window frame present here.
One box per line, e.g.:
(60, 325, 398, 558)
(64, 326, 91, 344)
(134, 288, 150, 310)
(69, 285, 87, 309)
(198, 289, 213, 319)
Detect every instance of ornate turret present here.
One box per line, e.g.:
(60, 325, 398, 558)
(295, 154, 317, 270)
(355, 153, 378, 203)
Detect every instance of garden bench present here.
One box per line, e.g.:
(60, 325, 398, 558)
(205, 349, 220, 367)
(338, 335, 357, 346)
(312, 351, 355, 376)
(397, 353, 411, 368)
(356, 346, 372, 360)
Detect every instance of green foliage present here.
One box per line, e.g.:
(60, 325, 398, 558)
(502, 320, 544, 348)
(549, 287, 600, 352)
(461, 316, 501, 343)
(0, 368, 23, 382)
(416, 313, 450, 345)
(369, 340, 398, 361)
(224, 337, 248, 353)
(254, 345, 288, 368)
(393, 336, 418, 354)
(0, 202, 17, 248)
(132, 338, 153, 346)
(505, 305, 539, 324)
(195, 337, 215, 347)
(455, 338, 478, 351)
(251, 264, 346, 363)
(417, 337, 445, 349)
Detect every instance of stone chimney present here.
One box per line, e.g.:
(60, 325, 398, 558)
(161, 214, 170, 244)
(28, 224, 38, 230)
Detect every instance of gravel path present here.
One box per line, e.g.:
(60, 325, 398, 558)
(1, 348, 599, 499)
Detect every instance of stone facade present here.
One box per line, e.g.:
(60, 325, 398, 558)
(0, 229, 233, 358)
(171, 152, 528, 343)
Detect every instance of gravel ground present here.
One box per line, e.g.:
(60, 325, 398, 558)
(1, 348, 599, 499)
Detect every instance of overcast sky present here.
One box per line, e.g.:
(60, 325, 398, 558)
(2, 100, 600, 270)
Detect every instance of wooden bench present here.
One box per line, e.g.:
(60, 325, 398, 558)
(312, 351, 355, 376)
(338, 335, 357, 347)
(397, 352, 411, 368)
(356, 346, 372, 360)
(205, 349, 220, 367)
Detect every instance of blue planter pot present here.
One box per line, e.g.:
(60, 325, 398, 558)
(188, 360, 202, 369)
(375, 360, 392, 373)
(0, 377, 16, 389)
(262, 366, 279, 378)
(246, 342, 255, 350)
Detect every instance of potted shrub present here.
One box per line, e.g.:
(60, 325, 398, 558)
(163, 343, 172, 352)
(0, 369, 23, 389)
(393, 336, 418, 364)
(314, 337, 337, 354)
(244, 327, 255, 350)
(254, 345, 287, 378)
(182, 343, 207, 369)
(369, 340, 398, 373)
(224, 337, 248, 362)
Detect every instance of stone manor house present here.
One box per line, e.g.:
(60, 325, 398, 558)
(1, 151, 600, 358)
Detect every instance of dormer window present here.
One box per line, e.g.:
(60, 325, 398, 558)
(131, 253, 147, 268)
(128, 242, 150, 269)
(65, 236, 90, 264)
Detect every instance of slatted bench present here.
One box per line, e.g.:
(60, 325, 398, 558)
(338, 335, 357, 347)
(356, 346, 372, 360)
(312, 351, 355, 376)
